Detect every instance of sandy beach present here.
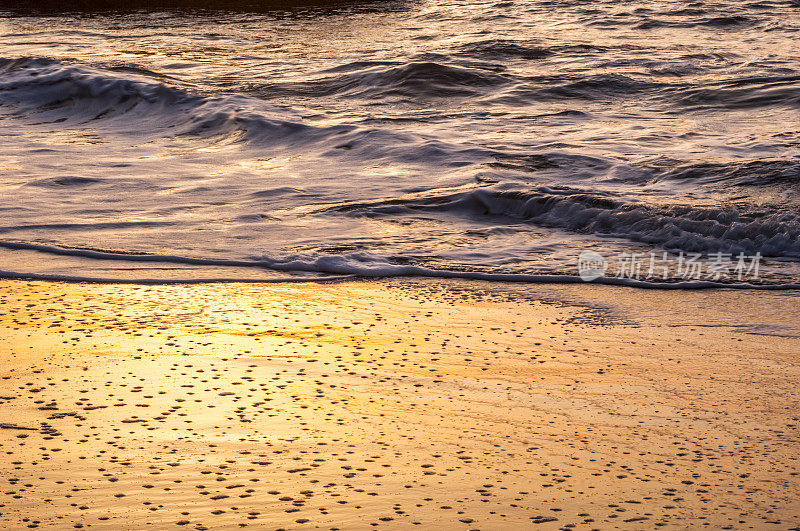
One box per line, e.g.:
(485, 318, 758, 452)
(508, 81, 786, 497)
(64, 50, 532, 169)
(1, 279, 798, 530)
(4, 0, 800, 527)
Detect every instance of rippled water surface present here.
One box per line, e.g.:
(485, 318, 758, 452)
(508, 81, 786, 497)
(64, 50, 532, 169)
(1, 0, 800, 283)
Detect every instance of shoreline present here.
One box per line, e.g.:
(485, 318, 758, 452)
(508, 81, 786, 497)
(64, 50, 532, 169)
(1, 279, 799, 529)
(4, 240, 799, 290)
(1, 269, 799, 290)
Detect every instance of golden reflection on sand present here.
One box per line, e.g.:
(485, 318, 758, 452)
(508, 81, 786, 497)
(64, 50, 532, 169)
(1, 280, 799, 529)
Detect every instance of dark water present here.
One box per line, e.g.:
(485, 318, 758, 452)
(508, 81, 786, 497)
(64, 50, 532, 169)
(1, 0, 799, 285)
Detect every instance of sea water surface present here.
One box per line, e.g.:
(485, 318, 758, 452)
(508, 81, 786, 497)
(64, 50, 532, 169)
(1, 0, 800, 285)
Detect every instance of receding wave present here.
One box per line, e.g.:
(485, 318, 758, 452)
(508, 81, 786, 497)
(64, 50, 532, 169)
(1, 241, 797, 289)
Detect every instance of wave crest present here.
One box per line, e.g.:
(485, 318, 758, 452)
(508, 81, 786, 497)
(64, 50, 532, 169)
(319, 185, 800, 258)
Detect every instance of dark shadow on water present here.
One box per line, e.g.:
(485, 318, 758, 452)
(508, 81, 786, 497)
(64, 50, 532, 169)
(0, 0, 403, 14)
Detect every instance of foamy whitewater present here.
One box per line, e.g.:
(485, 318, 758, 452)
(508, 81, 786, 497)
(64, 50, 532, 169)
(1, 0, 800, 286)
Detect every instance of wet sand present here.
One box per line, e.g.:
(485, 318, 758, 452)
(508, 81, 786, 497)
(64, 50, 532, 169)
(1, 279, 799, 530)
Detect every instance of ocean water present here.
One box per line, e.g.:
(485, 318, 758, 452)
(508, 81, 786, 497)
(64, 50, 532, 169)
(1, 0, 800, 285)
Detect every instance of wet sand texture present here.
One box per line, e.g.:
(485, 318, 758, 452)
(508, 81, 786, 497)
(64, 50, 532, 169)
(1, 280, 799, 529)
